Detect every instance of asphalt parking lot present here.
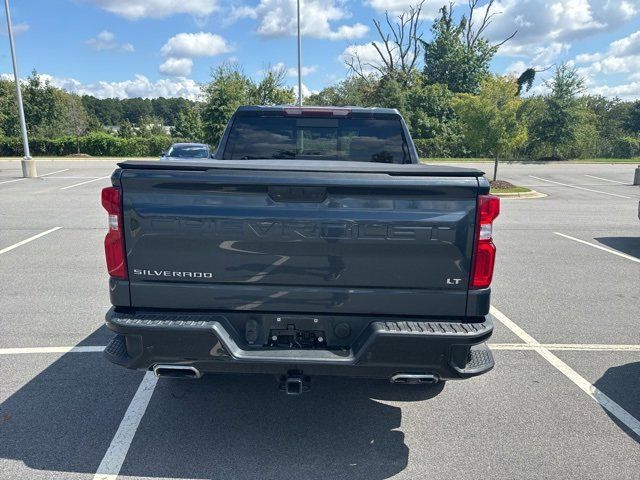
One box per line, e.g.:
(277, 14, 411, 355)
(0, 159, 638, 479)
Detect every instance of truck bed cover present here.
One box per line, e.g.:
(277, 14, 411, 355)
(117, 159, 485, 177)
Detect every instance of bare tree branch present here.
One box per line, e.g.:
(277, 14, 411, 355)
(462, 0, 515, 51)
(345, 0, 425, 85)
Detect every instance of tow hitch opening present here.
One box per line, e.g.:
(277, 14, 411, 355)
(279, 370, 311, 395)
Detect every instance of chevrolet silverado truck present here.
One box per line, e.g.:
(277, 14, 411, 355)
(102, 106, 499, 394)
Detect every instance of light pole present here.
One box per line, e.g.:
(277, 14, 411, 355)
(296, 0, 302, 106)
(4, 0, 35, 177)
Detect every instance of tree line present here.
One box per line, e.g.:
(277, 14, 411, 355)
(0, 1, 638, 160)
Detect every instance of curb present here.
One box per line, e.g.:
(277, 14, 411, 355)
(492, 190, 547, 199)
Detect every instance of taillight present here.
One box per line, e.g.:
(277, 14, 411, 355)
(470, 195, 500, 289)
(101, 186, 127, 279)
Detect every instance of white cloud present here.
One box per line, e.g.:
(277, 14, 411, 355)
(340, 42, 384, 74)
(544, 28, 640, 100)
(572, 30, 640, 81)
(526, 42, 571, 67)
(300, 82, 317, 99)
(160, 32, 231, 58)
(575, 52, 602, 64)
(233, 0, 369, 40)
(583, 55, 640, 75)
(87, 0, 218, 20)
(286, 65, 317, 77)
(488, 0, 640, 55)
(3, 72, 202, 100)
(1, 21, 29, 36)
(610, 30, 640, 57)
(505, 60, 528, 77)
(86, 30, 134, 52)
(589, 81, 640, 100)
(259, 62, 317, 78)
(339, 41, 416, 75)
(13, 22, 30, 35)
(159, 58, 193, 76)
(366, 0, 464, 19)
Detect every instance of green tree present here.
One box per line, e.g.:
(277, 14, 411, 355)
(621, 100, 640, 133)
(118, 119, 136, 138)
(530, 64, 585, 158)
(201, 63, 297, 145)
(82, 96, 123, 126)
(421, 2, 514, 94)
(453, 76, 527, 179)
(136, 115, 167, 137)
(0, 78, 19, 136)
(171, 104, 204, 141)
(250, 65, 296, 105)
(122, 98, 153, 123)
(62, 94, 89, 153)
(22, 71, 67, 137)
(201, 64, 254, 145)
(152, 97, 195, 125)
(403, 81, 463, 157)
(305, 76, 378, 107)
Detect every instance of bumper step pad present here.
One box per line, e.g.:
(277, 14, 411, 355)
(103, 334, 130, 366)
(453, 343, 494, 375)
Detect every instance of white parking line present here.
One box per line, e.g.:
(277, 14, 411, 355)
(490, 305, 640, 438)
(554, 232, 640, 264)
(0, 345, 105, 355)
(0, 177, 25, 185)
(60, 175, 110, 190)
(489, 343, 640, 351)
(584, 174, 628, 185)
(42, 176, 102, 179)
(0, 169, 69, 185)
(529, 175, 633, 199)
(0, 227, 62, 255)
(93, 371, 158, 480)
(40, 168, 71, 177)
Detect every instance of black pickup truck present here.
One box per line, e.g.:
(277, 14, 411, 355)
(102, 106, 499, 394)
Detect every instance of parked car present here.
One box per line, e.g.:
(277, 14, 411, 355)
(161, 143, 210, 160)
(101, 106, 499, 394)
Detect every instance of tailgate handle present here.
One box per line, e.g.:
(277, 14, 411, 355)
(268, 186, 327, 203)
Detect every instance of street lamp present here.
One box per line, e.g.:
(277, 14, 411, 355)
(3, 0, 35, 177)
(296, 0, 302, 106)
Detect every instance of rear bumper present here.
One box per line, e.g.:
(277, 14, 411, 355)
(104, 308, 494, 380)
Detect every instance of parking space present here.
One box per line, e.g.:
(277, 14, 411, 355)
(0, 352, 144, 480)
(0, 160, 638, 479)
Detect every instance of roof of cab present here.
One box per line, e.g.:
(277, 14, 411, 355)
(235, 105, 400, 115)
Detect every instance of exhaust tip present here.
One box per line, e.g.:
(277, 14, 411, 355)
(153, 364, 201, 379)
(390, 373, 439, 385)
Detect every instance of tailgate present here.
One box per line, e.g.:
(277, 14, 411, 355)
(119, 165, 480, 317)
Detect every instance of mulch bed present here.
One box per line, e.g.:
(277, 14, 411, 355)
(489, 180, 516, 189)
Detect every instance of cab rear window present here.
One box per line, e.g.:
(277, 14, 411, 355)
(222, 116, 410, 164)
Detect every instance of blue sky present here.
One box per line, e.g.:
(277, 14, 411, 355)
(1, 0, 640, 100)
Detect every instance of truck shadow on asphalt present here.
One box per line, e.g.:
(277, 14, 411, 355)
(0, 327, 443, 479)
(594, 361, 640, 444)
(593, 237, 640, 259)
